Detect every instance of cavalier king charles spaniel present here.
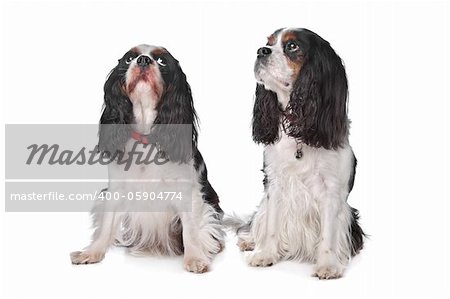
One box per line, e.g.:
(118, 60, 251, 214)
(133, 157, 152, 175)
(70, 45, 224, 273)
(233, 28, 365, 279)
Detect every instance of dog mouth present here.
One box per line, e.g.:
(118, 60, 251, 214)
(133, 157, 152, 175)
(127, 66, 158, 94)
(254, 62, 268, 83)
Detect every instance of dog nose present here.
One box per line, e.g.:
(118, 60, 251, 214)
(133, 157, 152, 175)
(137, 55, 152, 67)
(257, 47, 272, 57)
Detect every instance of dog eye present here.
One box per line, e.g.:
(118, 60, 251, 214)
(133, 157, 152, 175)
(156, 57, 167, 67)
(286, 41, 299, 52)
(125, 56, 134, 64)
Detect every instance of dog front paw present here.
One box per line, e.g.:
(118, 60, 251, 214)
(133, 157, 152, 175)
(70, 251, 105, 265)
(215, 239, 225, 254)
(184, 257, 210, 274)
(313, 263, 344, 279)
(246, 250, 279, 267)
(237, 238, 255, 251)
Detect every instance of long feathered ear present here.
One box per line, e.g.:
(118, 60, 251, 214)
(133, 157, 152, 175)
(252, 84, 281, 144)
(151, 61, 198, 163)
(285, 39, 349, 149)
(98, 66, 133, 157)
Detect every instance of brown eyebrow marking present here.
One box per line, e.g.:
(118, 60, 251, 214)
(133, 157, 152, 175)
(130, 47, 141, 54)
(267, 34, 277, 46)
(281, 31, 298, 45)
(266, 28, 284, 46)
(281, 31, 304, 80)
(151, 48, 167, 56)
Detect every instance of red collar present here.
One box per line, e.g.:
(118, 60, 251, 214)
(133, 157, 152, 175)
(131, 131, 150, 145)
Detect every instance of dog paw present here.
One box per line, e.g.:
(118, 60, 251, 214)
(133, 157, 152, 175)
(237, 239, 255, 251)
(313, 264, 344, 280)
(70, 251, 105, 265)
(215, 240, 225, 253)
(246, 251, 278, 267)
(184, 258, 210, 274)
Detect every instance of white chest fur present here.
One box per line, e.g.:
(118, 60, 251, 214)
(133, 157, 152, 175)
(259, 131, 353, 261)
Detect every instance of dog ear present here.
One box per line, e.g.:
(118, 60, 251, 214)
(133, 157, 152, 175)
(285, 39, 349, 149)
(252, 84, 281, 145)
(151, 60, 198, 163)
(98, 66, 133, 157)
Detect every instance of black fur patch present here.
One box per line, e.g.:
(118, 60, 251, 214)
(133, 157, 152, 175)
(347, 151, 365, 255)
(148, 53, 198, 163)
(252, 84, 281, 144)
(193, 149, 223, 216)
(98, 66, 133, 157)
(284, 29, 349, 149)
(350, 207, 365, 256)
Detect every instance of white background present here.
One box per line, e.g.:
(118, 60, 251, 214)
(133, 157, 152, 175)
(1, 0, 449, 298)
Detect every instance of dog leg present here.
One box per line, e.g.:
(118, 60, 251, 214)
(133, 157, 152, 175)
(246, 194, 281, 267)
(179, 200, 223, 273)
(180, 213, 210, 273)
(70, 211, 119, 265)
(313, 192, 351, 279)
